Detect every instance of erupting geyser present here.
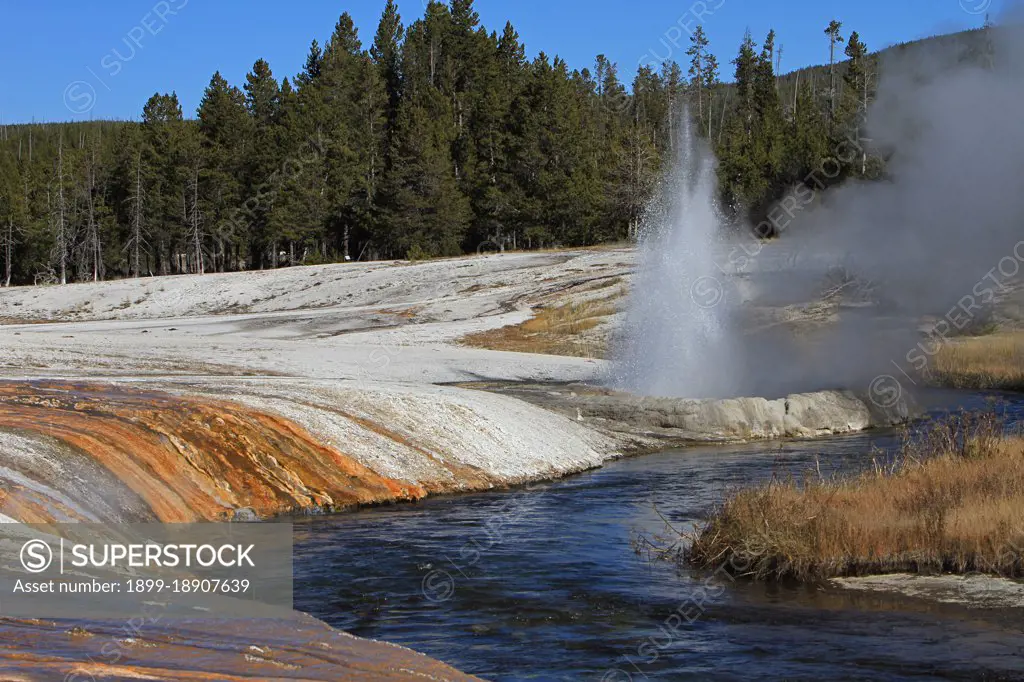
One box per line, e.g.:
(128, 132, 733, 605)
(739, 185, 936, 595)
(614, 111, 739, 399)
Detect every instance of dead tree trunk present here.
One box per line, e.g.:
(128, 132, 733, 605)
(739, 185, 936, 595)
(126, 150, 145, 278)
(2, 218, 12, 288)
(56, 134, 67, 285)
(188, 166, 204, 275)
(86, 145, 102, 282)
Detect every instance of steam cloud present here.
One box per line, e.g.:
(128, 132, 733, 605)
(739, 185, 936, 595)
(616, 12, 1024, 400)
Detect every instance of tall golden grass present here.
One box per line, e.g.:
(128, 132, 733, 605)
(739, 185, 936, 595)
(685, 412, 1024, 581)
(932, 332, 1024, 391)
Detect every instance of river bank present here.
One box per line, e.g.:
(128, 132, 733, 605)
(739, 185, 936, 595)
(686, 411, 1024, 582)
(291, 403, 1024, 680)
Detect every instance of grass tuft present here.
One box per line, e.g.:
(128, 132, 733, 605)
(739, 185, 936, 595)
(932, 332, 1024, 391)
(683, 412, 1024, 581)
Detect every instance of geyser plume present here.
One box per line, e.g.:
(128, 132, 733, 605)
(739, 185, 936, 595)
(613, 111, 738, 399)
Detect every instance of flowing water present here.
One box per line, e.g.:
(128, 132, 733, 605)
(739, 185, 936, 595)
(293, 391, 1024, 681)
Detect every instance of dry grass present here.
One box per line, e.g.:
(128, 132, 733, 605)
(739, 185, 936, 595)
(683, 412, 1024, 581)
(582, 276, 624, 292)
(932, 332, 1024, 391)
(461, 298, 617, 358)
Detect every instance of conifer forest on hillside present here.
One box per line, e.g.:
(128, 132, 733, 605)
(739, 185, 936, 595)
(0, 1, 994, 285)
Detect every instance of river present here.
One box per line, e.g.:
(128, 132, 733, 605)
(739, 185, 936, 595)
(293, 391, 1024, 681)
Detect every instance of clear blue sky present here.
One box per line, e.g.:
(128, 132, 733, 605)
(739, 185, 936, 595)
(0, 0, 1000, 124)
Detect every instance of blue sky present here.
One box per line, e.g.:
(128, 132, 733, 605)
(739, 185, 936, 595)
(0, 0, 1000, 124)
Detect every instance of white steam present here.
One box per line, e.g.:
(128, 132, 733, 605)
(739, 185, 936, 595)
(616, 17, 1024, 400)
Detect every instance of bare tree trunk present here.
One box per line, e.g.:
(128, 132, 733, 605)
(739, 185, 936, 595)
(86, 145, 101, 282)
(57, 134, 67, 285)
(707, 93, 713, 139)
(134, 160, 142, 277)
(718, 92, 729, 145)
(127, 150, 145, 278)
(861, 73, 870, 175)
(775, 45, 783, 90)
(367, 85, 378, 205)
(190, 167, 204, 275)
(696, 81, 702, 126)
(829, 37, 835, 124)
(3, 218, 12, 288)
(158, 239, 168, 276)
(668, 95, 675, 153)
(793, 71, 800, 115)
(429, 39, 437, 87)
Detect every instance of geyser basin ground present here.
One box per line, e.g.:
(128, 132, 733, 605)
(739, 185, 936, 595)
(0, 378, 912, 525)
(0, 247, 947, 678)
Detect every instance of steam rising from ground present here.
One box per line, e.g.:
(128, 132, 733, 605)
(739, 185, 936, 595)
(616, 17, 1024, 400)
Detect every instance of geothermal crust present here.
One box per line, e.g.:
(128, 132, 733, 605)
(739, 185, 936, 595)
(0, 378, 909, 525)
(0, 247, 914, 678)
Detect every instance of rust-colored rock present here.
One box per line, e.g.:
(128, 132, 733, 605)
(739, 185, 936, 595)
(0, 380, 484, 680)
(0, 380, 427, 522)
(0, 615, 482, 681)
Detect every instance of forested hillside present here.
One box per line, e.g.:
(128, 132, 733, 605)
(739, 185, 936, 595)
(0, 1, 993, 285)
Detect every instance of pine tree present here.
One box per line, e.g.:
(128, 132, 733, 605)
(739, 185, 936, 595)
(371, 1, 403, 105)
(787, 83, 829, 184)
(378, 2, 471, 257)
(479, 21, 528, 248)
(592, 55, 629, 241)
(242, 59, 281, 267)
(686, 25, 710, 127)
(295, 40, 323, 90)
(751, 30, 786, 231)
(141, 92, 185, 274)
(197, 71, 250, 271)
(703, 53, 721, 138)
(824, 20, 845, 129)
(661, 60, 684, 151)
(370, 0, 404, 173)
(718, 31, 780, 220)
(841, 30, 875, 176)
(733, 31, 759, 132)
(321, 13, 378, 260)
(448, 0, 488, 220)
(616, 66, 661, 240)
(717, 32, 759, 210)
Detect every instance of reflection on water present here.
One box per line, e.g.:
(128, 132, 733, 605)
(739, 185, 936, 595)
(293, 391, 1024, 681)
